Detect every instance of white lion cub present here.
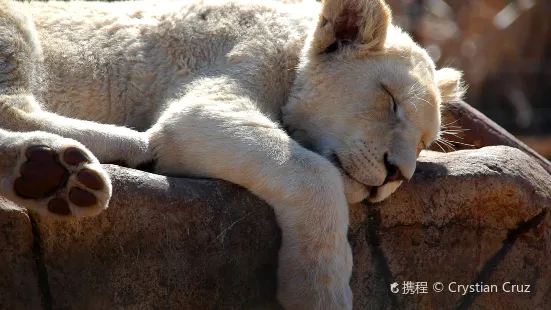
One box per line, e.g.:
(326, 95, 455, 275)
(0, 0, 462, 308)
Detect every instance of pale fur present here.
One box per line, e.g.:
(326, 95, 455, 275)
(0, 0, 462, 308)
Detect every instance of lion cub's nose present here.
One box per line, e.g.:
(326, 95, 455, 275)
(383, 154, 407, 184)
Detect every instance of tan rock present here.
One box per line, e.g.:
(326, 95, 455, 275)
(1, 145, 549, 309)
(357, 146, 551, 309)
(473, 213, 551, 310)
(0, 199, 42, 310)
(35, 169, 281, 310)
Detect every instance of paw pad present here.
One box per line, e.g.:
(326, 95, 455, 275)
(69, 187, 97, 207)
(63, 147, 90, 165)
(15, 146, 69, 199)
(77, 169, 104, 190)
(48, 198, 71, 215)
(14, 145, 107, 217)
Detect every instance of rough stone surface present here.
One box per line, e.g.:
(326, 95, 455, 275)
(474, 214, 551, 310)
(0, 199, 42, 310)
(0, 146, 550, 309)
(36, 169, 282, 310)
(359, 146, 551, 310)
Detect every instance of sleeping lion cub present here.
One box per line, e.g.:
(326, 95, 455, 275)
(0, 0, 462, 308)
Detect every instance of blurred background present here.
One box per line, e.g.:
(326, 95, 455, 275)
(385, 0, 551, 159)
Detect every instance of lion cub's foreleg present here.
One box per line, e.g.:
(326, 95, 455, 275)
(148, 99, 353, 309)
(0, 128, 111, 219)
(0, 94, 152, 167)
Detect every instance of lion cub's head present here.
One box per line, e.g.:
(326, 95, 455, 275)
(283, 0, 464, 203)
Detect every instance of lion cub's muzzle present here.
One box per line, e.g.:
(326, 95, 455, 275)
(366, 180, 404, 203)
(383, 153, 408, 183)
(329, 151, 410, 203)
(365, 154, 409, 202)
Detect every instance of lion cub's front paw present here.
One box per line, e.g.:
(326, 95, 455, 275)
(277, 240, 353, 310)
(2, 139, 112, 219)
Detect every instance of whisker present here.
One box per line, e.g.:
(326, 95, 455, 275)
(448, 141, 475, 147)
(441, 126, 464, 131)
(440, 130, 467, 134)
(413, 94, 433, 107)
(439, 135, 475, 148)
(440, 132, 463, 138)
(440, 128, 470, 132)
(441, 119, 460, 127)
(433, 140, 447, 153)
(440, 132, 465, 140)
(437, 138, 456, 151)
(439, 130, 469, 137)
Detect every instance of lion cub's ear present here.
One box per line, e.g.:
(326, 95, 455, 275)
(311, 0, 392, 55)
(435, 68, 466, 103)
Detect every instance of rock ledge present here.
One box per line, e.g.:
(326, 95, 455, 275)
(0, 146, 549, 309)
